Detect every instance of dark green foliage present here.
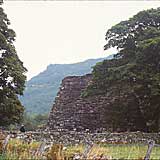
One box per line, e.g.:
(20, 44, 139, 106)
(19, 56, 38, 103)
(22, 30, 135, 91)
(0, 4, 27, 126)
(19, 56, 113, 114)
(23, 113, 48, 131)
(104, 7, 160, 51)
(85, 7, 160, 132)
(105, 94, 147, 132)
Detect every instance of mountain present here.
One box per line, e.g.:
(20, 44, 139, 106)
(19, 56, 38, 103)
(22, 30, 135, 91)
(19, 55, 113, 114)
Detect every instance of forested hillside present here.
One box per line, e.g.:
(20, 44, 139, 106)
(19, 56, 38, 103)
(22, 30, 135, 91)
(19, 56, 113, 114)
(85, 8, 160, 132)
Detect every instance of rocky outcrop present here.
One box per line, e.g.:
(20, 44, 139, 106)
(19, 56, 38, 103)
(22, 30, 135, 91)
(48, 74, 109, 132)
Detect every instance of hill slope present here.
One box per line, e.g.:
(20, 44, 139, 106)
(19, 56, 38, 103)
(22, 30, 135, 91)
(19, 55, 113, 114)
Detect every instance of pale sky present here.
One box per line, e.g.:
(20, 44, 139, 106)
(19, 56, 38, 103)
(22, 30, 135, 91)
(3, 1, 160, 80)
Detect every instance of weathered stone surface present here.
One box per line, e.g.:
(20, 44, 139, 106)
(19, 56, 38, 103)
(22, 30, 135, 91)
(48, 72, 146, 133)
(3, 131, 160, 146)
(48, 74, 109, 132)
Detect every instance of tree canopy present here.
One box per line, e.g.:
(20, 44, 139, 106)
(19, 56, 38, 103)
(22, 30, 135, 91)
(0, 2, 27, 126)
(85, 7, 160, 132)
(104, 8, 160, 50)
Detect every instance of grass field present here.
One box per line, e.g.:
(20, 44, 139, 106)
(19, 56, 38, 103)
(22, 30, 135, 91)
(0, 139, 41, 159)
(64, 143, 160, 159)
(0, 139, 160, 159)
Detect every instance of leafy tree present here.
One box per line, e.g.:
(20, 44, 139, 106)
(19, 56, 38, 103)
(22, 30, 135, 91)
(104, 8, 160, 52)
(23, 113, 48, 131)
(85, 7, 160, 132)
(0, 2, 27, 126)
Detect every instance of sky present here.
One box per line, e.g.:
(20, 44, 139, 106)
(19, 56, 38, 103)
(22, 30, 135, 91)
(3, 1, 160, 80)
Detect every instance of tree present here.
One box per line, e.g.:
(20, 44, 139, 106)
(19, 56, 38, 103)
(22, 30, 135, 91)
(0, 2, 27, 126)
(85, 7, 160, 132)
(23, 113, 48, 131)
(104, 8, 160, 51)
(104, 7, 160, 132)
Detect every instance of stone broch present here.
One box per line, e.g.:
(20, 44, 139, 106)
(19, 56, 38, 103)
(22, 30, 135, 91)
(48, 74, 108, 132)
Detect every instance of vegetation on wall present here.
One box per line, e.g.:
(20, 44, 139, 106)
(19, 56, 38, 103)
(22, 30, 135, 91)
(85, 8, 160, 132)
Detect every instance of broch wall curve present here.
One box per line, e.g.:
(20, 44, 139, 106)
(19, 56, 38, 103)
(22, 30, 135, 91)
(48, 74, 109, 132)
(47, 73, 146, 133)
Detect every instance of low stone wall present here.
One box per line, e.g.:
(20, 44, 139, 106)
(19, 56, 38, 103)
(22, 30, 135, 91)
(3, 131, 160, 146)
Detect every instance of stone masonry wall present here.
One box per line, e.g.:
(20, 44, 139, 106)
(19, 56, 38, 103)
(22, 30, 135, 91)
(48, 74, 110, 132)
(3, 131, 160, 146)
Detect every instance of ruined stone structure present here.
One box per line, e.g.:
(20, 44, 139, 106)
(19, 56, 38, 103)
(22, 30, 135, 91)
(48, 74, 108, 132)
(48, 73, 149, 133)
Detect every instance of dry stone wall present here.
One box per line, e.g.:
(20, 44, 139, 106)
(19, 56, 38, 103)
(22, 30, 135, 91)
(48, 73, 146, 133)
(48, 74, 109, 132)
(3, 130, 160, 146)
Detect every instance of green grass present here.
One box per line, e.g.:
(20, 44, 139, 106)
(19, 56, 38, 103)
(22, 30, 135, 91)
(97, 144, 160, 159)
(64, 144, 84, 158)
(1, 139, 160, 159)
(0, 154, 7, 160)
(64, 143, 160, 160)
(2, 139, 41, 160)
